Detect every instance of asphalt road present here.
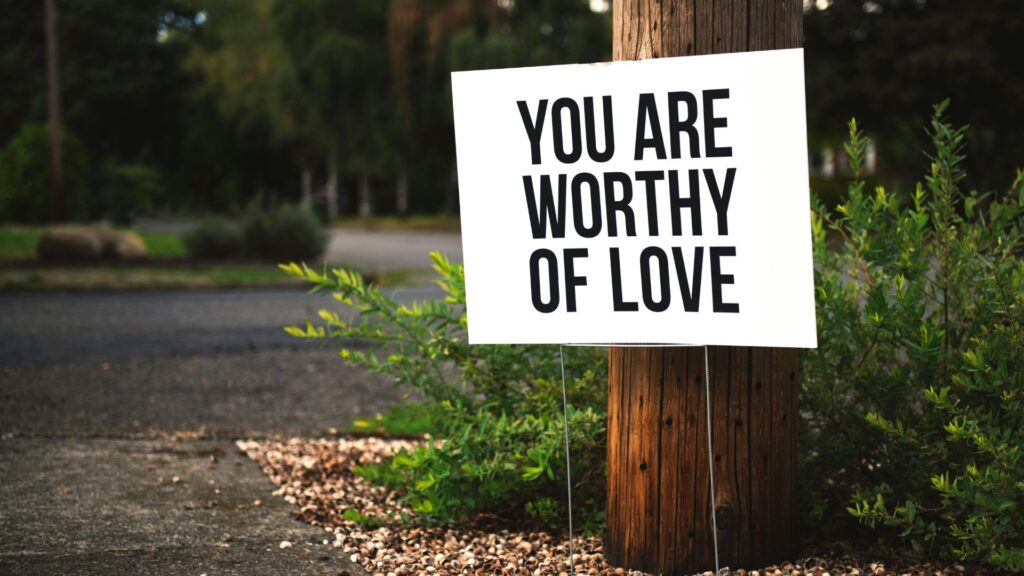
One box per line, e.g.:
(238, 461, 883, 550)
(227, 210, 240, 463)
(0, 285, 442, 365)
(325, 229, 462, 271)
(0, 283, 444, 575)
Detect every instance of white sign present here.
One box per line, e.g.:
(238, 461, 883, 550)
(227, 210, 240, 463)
(452, 49, 816, 348)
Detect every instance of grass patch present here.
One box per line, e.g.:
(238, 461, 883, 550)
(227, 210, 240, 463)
(0, 262, 415, 292)
(139, 231, 187, 259)
(0, 264, 301, 291)
(0, 227, 41, 260)
(0, 225, 421, 291)
(0, 226, 186, 261)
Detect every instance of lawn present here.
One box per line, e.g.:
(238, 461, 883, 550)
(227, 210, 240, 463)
(0, 226, 293, 291)
(0, 226, 187, 261)
(0, 264, 301, 291)
(0, 225, 415, 291)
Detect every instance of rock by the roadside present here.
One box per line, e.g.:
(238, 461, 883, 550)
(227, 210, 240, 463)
(97, 227, 147, 260)
(36, 225, 148, 262)
(36, 226, 104, 262)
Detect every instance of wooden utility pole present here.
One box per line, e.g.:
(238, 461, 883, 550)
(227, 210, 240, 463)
(44, 0, 64, 222)
(606, 1, 802, 573)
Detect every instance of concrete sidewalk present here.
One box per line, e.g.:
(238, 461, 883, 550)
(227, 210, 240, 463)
(1, 438, 355, 576)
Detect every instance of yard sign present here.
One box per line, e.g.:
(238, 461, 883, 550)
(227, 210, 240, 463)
(452, 48, 816, 347)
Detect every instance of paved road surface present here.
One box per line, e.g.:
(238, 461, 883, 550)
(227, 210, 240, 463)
(325, 229, 462, 271)
(0, 284, 444, 575)
(133, 219, 465, 273)
(0, 286, 441, 365)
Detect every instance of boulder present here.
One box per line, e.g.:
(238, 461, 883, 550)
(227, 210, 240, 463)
(110, 230, 147, 260)
(36, 226, 104, 262)
(96, 227, 147, 261)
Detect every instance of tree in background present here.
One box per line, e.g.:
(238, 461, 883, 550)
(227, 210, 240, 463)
(273, 0, 390, 218)
(181, 0, 314, 210)
(804, 0, 1024, 193)
(0, 0, 194, 216)
(388, 0, 610, 214)
(6, 0, 1018, 219)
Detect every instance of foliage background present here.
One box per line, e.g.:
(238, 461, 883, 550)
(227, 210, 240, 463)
(3, 0, 1022, 219)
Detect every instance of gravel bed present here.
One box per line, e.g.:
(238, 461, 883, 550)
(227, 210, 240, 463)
(237, 437, 979, 576)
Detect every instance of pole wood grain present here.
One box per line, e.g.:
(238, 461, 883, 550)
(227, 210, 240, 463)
(607, 1, 802, 573)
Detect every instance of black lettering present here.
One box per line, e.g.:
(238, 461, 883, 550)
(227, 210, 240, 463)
(610, 248, 638, 311)
(571, 173, 602, 238)
(671, 246, 703, 311)
(634, 93, 667, 160)
(564, 248, 588, 312)
(640, 247, 671, 312)
(530, 249, 560, 313)
(523, 174, 567, 239)
(603, 172, 636, 237)
(670, 170, 703, 236)
(517, 99, 548, 164)
(668, 91, 700, 159)
(703, 168, 735, 235)
(552, 98, 582, 164)
(635, 170, 664, 236)
(710, 246, 739, 313)
(584, 96, 615, 162)
(703, 89, 732, 158)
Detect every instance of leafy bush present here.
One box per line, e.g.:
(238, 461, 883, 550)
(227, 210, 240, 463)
(98, 161, 163, 225)
(184, 203, 324, 261)
(802, 102, 1024, 570)
(0, 124, 89, 223)
(282, 254, 608, 529)
(244, 203, 325, 262)
(183, 216, 245, 260)
(351, 402, 444, 437)
(283, 104, 1023, 566)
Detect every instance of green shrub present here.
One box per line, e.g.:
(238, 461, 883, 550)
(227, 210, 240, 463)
(0, 124, 89, 223)
(185, 203, 323, 261)
(282, 254, 608, 529)
(803, 102, 1024, 569)
(98, 161, 163, 225)
(351, 402, 444, 437)
(183, 217, 245, 259)
(244, 203, 325, 262)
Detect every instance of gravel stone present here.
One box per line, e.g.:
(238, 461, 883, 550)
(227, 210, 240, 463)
(239, 437, 985, 576)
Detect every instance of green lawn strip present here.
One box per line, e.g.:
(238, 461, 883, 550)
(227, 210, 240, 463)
(0, 265, 299, 291)
(138, 231, 187, 259)
(0, 226, 186, 261)
(0, 227, 42, 260)
(0, 262, 422, 292)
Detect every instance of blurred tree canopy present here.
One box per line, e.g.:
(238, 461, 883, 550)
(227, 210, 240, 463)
(805, 0, 1024, 192)
(1, 0, 1020, 219)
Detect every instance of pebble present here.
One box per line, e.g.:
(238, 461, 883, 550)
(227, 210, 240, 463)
(237, 438, 984, 576)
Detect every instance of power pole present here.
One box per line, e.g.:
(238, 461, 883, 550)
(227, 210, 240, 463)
(606, 1, 802, 573)
(44, 0, 64, 222)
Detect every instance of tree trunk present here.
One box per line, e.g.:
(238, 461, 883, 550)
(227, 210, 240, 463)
(45, 0, 63, 222)
(358, 171, 372, 218)
(396, 157, 409, 217)
(301, 165, 313, 206)
(445, 160, 458, 216)
(326, 148, 339, 220)
(606, 1, 802, 573)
